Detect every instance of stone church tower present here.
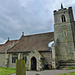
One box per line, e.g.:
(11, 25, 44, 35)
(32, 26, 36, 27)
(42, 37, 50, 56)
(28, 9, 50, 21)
(54, 4, 75, 67)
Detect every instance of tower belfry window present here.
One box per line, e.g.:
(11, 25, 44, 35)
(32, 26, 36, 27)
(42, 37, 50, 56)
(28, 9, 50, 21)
(61, 15, 66, 22)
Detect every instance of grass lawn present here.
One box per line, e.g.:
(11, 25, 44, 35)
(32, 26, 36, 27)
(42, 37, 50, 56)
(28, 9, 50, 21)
(65, 67, 75, 70)
(57, 71, 75, 75)
(0, 67, 15, 75)
(57, 67, 75, 75)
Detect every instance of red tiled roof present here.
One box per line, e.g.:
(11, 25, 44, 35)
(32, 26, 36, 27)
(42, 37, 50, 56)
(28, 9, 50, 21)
(0, 40, 18, 53)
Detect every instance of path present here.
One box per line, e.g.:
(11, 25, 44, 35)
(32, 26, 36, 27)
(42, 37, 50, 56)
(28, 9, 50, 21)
(11, 69, 75, 75)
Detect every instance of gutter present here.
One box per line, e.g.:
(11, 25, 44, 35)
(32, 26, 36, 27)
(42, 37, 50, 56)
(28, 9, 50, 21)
(7, 50, 50, 53)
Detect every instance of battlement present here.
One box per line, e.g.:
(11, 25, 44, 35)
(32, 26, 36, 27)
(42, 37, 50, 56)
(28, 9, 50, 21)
(54, 7, 72, 14)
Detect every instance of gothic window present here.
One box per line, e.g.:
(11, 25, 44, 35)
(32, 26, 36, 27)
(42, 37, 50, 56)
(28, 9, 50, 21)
(12, 54, 18, 63)
(61, 15, 66, 22)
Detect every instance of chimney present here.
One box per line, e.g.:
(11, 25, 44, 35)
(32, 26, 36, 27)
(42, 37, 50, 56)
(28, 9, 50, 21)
(8, 37, 9, 41)
(22, 32, 24, 36)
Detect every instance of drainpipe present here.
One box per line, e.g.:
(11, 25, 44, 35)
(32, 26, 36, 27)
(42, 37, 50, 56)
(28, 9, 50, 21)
(50, 48, 52, 69)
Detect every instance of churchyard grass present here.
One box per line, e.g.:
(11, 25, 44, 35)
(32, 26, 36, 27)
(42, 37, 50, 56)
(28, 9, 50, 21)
(0, 67, 15, 75)
(57, 71, 75, 75)
(65, 67, 75, 70)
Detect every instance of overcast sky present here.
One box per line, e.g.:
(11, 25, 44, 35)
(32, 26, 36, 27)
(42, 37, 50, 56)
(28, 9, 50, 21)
(0, 0, 75, 44)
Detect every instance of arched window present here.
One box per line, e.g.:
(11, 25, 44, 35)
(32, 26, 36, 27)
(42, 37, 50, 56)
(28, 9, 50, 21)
(61, 15, 66, 22)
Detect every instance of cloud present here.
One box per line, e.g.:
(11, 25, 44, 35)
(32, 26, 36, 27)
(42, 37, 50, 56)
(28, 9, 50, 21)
(0, 38, 6, 44)
(0, 0, 75, 44)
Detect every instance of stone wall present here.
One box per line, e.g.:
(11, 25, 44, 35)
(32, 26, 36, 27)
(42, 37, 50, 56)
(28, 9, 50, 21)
(8, 54, 16, 68)
(27, 50, 43, 71)
(40, 52, 51, 64)
(8, 53, 27, 68)
(8, 51, 51, 70)
(51, 44, 56, 69)
(54, 7, 75, 67)
(0, 53, 5, 67)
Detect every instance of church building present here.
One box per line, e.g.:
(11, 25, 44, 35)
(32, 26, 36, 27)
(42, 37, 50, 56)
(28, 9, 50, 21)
(0, 5, 75, 70)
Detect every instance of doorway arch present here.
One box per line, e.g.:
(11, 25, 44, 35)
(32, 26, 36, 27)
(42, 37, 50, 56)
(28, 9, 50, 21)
(31, 57, 37, 70)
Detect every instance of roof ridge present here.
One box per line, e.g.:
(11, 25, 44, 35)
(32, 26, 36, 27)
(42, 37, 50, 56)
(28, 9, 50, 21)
(23, 32, 54, 37)
(9, 40, 18, 41)
(0, 44, 4, 46)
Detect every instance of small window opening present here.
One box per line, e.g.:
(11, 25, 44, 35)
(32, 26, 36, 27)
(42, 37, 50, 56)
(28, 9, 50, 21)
(63, 31, 67, 37)
(61, 15, 66, 22)
(23, 54, 27, 63)
(12, 54, 18, 63)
